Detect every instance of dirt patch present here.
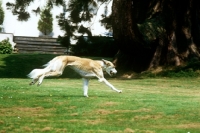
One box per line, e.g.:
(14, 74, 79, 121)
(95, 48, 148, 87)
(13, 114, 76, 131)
(56, 129, 67, 133)
(151, 123, 200, 129)
(41, 127, 51, 132)
(34, 119, 49, 123)
(96, 109, 112, 115)
(0, 120, 4, 124)
(83, 129, 107, 133)
(16, 107, 44, 111)
(61, 119, 104, 125)
(23, 126, 32, 132)
(85, 119, 104, 125)
(70, 113, 79, 116)
(0, 106, 55, 117)
(0, 106, 44, 116)
(124, 128, 135, 133)
(66, 119, 79, 123)
(54, 102, 68, 106)
(0, 130, 6, 133)
(84, 108, 152, 118)
(176, 123, 200, 129)
(132, 108, 152, 113)
(69, 106, 77, 109)
(113, 108, 152, 114)
(100, 102, 119, 107)
(83, 109, 113, 116)
(133, 114, 163, 121)
(117, 71, 139, 79)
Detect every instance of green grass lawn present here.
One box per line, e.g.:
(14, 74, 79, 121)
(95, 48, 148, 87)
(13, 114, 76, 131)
(1, 54, 200, 132)
(0, 78, 200, 133)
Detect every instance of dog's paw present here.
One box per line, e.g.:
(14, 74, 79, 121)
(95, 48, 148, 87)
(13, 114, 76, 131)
(29, 81, 35, 85)
(98, 79, 103, 82)
(118, 90, 122, 93)
(84, 94, 89, 97)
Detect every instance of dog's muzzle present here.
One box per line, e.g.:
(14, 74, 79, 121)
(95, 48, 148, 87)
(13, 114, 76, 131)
(109, 68, 117, 76)
(106, 67, 117, 76)
(110, 71, 115, 76)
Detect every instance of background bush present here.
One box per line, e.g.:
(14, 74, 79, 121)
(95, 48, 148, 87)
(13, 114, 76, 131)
(71, 36, 118, 57)
(0, 39, 12, 54)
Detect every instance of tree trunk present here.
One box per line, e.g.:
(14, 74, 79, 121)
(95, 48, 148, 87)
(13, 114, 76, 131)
(112, 0, 155, 72)
(164, 0, 200, 65)
(112, 0, 200, 72)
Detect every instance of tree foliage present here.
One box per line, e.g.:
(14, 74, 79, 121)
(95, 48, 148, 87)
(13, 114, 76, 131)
(6, 0, 200, 72)
(37, 5, 53, 35)
(55, 0, 108, 49)
(6, 0, 33, 21)
(0, 0, 4, 25)
(71, 36, 117, 57)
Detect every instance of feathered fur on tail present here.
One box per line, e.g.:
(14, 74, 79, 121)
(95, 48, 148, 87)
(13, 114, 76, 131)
(27, 57, 63, 79)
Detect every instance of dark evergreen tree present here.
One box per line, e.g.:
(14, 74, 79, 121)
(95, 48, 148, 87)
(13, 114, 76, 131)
(37, 5, 53, 35)
(0, 0, 4, 31)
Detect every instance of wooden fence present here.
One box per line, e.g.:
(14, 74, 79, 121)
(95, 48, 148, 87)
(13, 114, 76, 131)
(14, 36, 67, 54)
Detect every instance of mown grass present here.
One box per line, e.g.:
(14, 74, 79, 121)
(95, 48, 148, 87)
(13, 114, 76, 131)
(1, 78, 200, 133)
(1, 54, 200, 132)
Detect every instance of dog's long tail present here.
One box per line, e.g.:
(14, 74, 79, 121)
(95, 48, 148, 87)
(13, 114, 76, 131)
(27, 56, 63, 79)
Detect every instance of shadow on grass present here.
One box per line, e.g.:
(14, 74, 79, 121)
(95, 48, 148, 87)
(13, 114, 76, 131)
(0, 54, 81, 78)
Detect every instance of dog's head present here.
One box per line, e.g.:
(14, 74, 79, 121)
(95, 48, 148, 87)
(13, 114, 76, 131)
(102, 59, 117, 76)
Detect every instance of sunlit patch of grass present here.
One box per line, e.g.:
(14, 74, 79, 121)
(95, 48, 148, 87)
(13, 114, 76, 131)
(0, 78, 200, 132)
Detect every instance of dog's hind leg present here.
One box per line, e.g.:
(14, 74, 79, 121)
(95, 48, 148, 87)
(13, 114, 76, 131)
(83, 78, 89, 97)
(29, 78, 39, 85)
(37, 74, 45, 86)
(45, 71, 63, 77)
(99, 78, 122, 93)
(37, 71, 63, 86)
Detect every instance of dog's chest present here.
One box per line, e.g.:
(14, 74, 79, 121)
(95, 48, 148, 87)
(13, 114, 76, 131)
(69, 66, 96, 78)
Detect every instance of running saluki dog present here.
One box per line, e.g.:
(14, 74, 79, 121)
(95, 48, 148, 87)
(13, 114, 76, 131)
(27, 56, 122, 97)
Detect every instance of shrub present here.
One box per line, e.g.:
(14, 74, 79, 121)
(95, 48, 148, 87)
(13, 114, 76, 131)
(0, 39, 12, 54)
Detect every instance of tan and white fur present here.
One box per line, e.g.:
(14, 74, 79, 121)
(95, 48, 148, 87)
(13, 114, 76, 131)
(27, 56, 122, 97)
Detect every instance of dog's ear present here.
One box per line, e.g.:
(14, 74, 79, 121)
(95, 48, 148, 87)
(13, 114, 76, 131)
(102, 59, 108, 65)
(102, 59, 111, 66)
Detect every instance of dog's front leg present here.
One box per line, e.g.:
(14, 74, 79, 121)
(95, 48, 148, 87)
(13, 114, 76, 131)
(100, 78, 122, 93)
(82, 78, 89, 97)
